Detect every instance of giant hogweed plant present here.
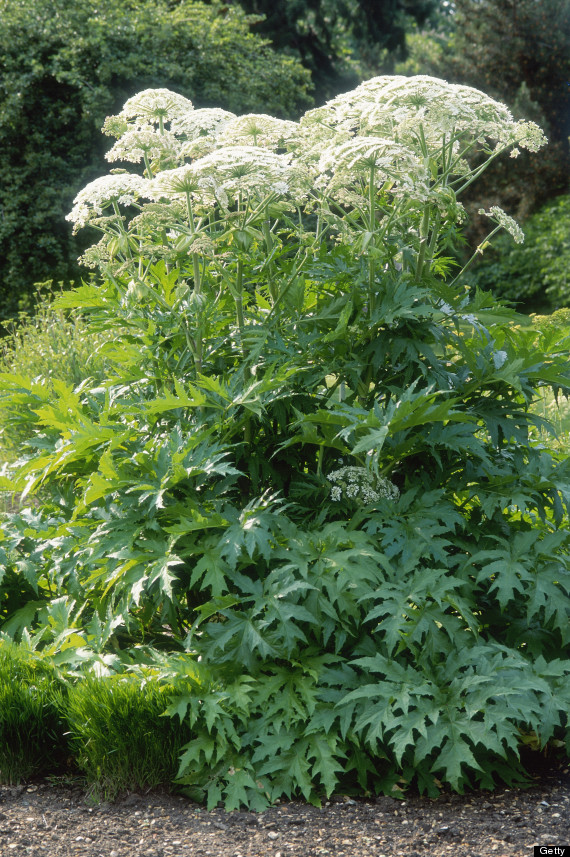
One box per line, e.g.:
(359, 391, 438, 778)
(1, 76, 570, 807)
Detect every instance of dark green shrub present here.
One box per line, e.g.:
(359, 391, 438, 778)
(0, 0, 312, 318)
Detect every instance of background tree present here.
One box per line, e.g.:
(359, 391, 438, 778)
(231, 0, 438, 103)
(447, 0, 570, 228)
(0, 0, 311, 321)
(449, 0, 570, 147)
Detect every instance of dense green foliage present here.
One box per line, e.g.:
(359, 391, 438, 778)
(0, 643, 195, 794)
(530, 311, 570, 446)
(470, 195, 570, 311)
(1, 76, 570, 807)
(0, 0, 311, 319)
(448, 0, 570, 147)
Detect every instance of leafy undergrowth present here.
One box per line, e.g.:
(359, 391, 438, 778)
(1, 76, 570, 808)
(0, 641, 567, 808)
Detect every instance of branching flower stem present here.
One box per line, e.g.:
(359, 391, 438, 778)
(451, 147, 505, 196)
(449, 225, 503, 287)
(143, 153, 154, 180)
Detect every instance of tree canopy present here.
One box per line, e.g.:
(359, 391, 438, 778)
(234, 0, 439, 102)
(448, 0, 570, 147)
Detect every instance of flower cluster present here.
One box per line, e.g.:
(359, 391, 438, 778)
(66, 175, 150, 232)
(118, 89, 194, 127)
(68, 77, 546, 278)
(105, 128, 181, 166)
(171, 108, 237, 141)
(328, 466, 400, 504)
(315, 136, 420, 196)
(301, 75, 546, 169)
(216, 114, 299, 151)
(151, 146, 299, 209)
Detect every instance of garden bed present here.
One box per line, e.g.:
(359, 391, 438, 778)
(2, 763, 569, 857)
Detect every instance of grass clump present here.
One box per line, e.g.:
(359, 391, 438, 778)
(0, 643, 68, 784)
(64, 675, 192, 799)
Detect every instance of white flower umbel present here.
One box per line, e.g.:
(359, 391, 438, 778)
(301, 75, 546, 166)
(153, 147, 297, 208)
(105, 128, 181, 166)
(217, 114, 299, 150)
(328, 466, 399, 504)
(178, 138, 220, 161)
(118, 88, 194, 128)
(149, 164, 228, 209)
(316, 136, 421, 195)
(478, 206, 525, 244)
(171, 108, 237, 141)
(66, 174, 150, 232)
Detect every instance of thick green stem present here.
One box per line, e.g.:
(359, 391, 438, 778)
(419, 211, 441, 280)
(111, 201, 133, 263)
(262, 219, 278, 304)
(184, 192, 204, 376)
(415, 206, 431, 281)
(235, 259, 245, 345)
(265, 250, 310, 323)
(143, 152, 153, 179)
(317, 444, 324, 477)
(234, 258, 252, 446)
(368, 163, 377, 317)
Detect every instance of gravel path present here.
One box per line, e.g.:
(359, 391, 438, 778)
(1, 767, 569, 856)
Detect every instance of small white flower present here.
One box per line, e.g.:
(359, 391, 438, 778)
(327, 466, 399, 504)
(509, 120, 548, 153)
(300, 75, 546, 168)
(152, 146, 298, 207)
(315, 136, 420, 197)
(151, 164, 204, 196)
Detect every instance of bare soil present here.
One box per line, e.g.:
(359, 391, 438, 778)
(2, 763, 570, 857)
